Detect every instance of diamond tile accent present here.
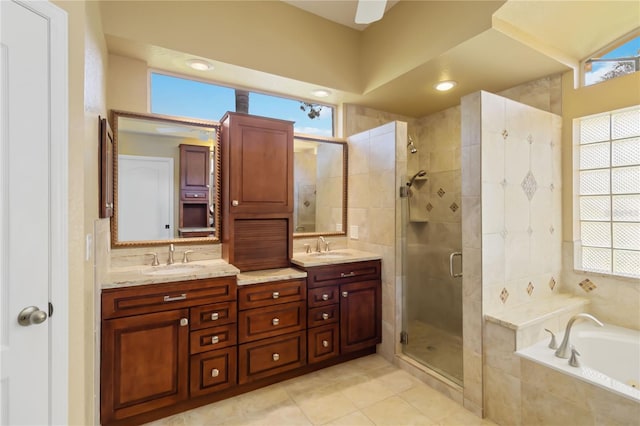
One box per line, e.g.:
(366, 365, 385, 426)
(426, 202, 433, 212)
(449, 202, 459, 213)
(502, 129, 509, 140)
(521, 171, 538, 201)
(500, 288, 509, 304)
(526, 282, 534, 296)
(437, 188, 446, 198)
(527, 226, 533, 236)
(549, 226, 555, 234)
(550, 183, 555, 192)
(549, 277, 556, 291)
(579, 278, 597, 293)
(527, 134, 534, 144)
(500, 179, 508, 188)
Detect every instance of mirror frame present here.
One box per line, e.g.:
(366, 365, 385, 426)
(110, 110, 222, 247)
(292, 133, 348, 239)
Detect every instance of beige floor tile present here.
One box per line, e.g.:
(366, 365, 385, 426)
(399, 384, 464, 421)
(243, 403, 312, 426)
(365, 365, 423, 394)
(340, 378, 395, 408)
(361, 396, 439, 426)
(322, 410, 375, 426)
(296, 390, 359, 425)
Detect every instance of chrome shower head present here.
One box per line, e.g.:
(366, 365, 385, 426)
(407, 137, 418, 154)
(406, 170, 427, 187)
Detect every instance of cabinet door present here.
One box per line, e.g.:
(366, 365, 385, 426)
(227, 113, 293, 213)
(180, 144, 210, 193)
(340, 281, 382, 353)
(101, 309, 189, 424)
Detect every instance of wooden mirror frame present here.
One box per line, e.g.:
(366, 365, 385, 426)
(292, 134, 348, 239)
(110, 110, 221, 247)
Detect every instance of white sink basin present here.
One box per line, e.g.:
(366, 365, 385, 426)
(142, 264, 206, 276)
(307, 251, 352, 259)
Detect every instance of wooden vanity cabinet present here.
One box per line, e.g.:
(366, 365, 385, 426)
(220, 113, 294, 271)
(237, 279, 307, 384)
(100, 277, 236, 425)
(302, 260, 382, 363)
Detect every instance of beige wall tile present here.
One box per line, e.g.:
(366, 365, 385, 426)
(484, 365, 522, 426)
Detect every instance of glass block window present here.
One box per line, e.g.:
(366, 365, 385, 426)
(576, 106, 640, 278)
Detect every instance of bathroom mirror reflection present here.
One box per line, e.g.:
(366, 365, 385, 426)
(293, 135, 347, 238)
(111, 110, 221, 247)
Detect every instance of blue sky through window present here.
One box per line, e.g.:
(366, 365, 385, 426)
(150, 73, 334, 136)
(585, 35, 640, 85)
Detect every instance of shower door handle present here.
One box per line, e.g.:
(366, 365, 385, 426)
(449, 252, 462, 278)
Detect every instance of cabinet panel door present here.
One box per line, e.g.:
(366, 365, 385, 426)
(238, 301, 306, 343)
(308, 323, 339, 364)
(180, 144, 210, 191)
(190, 347, 237, 397)
(227, 113, 293, 213)
(238, 331, 306, 384)
(340, 280, 382, 353)
(101, 309, 189, 423)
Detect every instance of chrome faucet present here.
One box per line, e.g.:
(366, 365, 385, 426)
(316, 236, 326, 253)
(167, 243, 175, 265)
(555, 313, 604, 358)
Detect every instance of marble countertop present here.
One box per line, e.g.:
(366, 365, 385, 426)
(291, 248, 381, 268)
(236, 267, 307, 286)
(103, 259, 240, 289)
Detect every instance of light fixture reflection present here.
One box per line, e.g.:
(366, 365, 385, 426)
(434, 80, 457, 91)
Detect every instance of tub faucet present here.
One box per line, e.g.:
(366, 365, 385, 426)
(167, 243, 175, 265)
(316, 236, 326, 253)
(555, 313, 604, 358)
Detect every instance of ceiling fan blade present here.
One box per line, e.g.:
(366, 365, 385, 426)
(355, 0, 387, 24)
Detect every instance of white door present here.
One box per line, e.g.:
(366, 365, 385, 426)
(118, 155, 174, 241)
(0, 1, 68, 425)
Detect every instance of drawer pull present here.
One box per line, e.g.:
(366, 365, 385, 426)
(272, 291, 280, 299)
(340, 272, 356, 278)
(272, 353, 280, 362)
(211, 368, 219, 378)
(322, 340, 329, 348)
(179, 318, 189, 326)
(272, 318, 280, 326)
(342, 291, 349, 298)
(322, 294, 329, 301)
(211, 336, 219, 344)
(164, 293, 187, 302)
(210, 312, 219, 321)
(322, 313, 329, 320)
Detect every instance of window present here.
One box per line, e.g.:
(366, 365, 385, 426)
(576, 106, 640, 278)
(150, 72, 334, 136)
(583, 33, 640, 86)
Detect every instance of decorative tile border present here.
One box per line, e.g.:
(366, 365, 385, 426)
(548, 277, 556, 291)
(579, 278, 597, 292)
(526, 282, 534, 296)
(500, 288, 509, 304)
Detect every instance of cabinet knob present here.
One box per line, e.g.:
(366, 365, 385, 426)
(272, 353, 280, 362)
(342, 291, 349, 298)
(322, 294, 329, 301)
(232, 200, 239, 206)
(211, 368, 220, 378)
(211, 336, 219, 344)
(211, 312, 219, 321)
(272, 318, 280, 326)
(180, 318, 189, 326)
(322, 340, 329, 348)
(322, 313, 329, 320)
(272, 292, 280, 299)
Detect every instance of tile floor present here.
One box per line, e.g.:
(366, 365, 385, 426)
(145, 354, 496, 426)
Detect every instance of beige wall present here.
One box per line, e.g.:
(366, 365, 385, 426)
(51, 0, 108, 425)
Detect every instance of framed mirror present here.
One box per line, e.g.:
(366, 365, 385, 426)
(111, 110, 221, 247)
(293, 134, 347, 238)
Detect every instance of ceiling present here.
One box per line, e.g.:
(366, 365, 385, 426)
(102, 0, 640, 119)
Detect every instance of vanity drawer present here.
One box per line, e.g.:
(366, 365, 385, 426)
(190, 346, 237, 397)
(307, 305, 339, 328)
(190, 301, 237, 330)
(182, 190, 208, 200)
(102, 277, 237, 319)
(238, 279, 306, 310)
(307, 286, 339, 308)
(190, 324, 237, 354)
(306, 260, 381, 288)
(308, 323, 339, 364)
(238, 331, 306, 384)
(238, 301, 306, 343)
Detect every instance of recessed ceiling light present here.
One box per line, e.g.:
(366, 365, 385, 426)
(434, 80, 457, 91)
(311, 89, 331, 98)
(186, 59, 213, 71)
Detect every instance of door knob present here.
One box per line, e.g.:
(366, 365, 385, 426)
(17, 306, 48, 326)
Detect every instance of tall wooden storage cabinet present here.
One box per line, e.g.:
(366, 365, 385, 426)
(179, 144, 210, 230)
(220, 113, 294, 271)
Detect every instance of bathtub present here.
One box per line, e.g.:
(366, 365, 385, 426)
(517, 322, 640, 402)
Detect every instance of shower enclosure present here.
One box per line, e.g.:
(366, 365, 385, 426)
(401, 122, 463, 386)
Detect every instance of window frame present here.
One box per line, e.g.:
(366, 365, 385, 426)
(581, 29, 640, 87)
